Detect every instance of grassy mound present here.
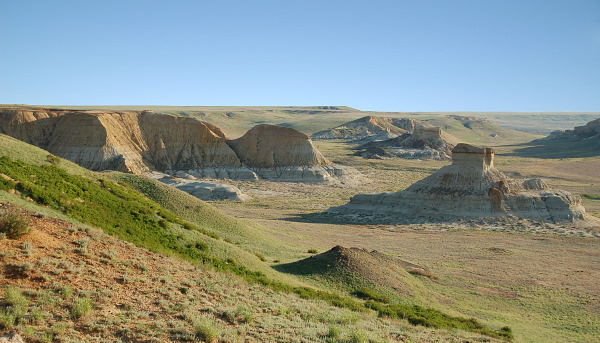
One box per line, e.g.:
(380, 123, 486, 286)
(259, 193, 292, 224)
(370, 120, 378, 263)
(275, 245, 432, 295)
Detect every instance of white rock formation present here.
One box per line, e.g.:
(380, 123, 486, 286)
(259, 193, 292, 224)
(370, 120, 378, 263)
(329, 143, 586, 223)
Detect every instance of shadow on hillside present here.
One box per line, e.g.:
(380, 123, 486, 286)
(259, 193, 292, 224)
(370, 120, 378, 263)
(508, 138, 599, 159)
(283, 211, 453, 226)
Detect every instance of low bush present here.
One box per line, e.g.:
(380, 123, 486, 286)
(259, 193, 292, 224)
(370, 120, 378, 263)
(352, 287, 391, 304)
(0, 206, 30, 239)
(194, 317, 219, 342)
(70, 297, 93, 319)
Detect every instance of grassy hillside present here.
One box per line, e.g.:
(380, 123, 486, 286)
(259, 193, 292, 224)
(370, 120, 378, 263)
(0, 204, 509, 342)
(0, 134, 513, 340)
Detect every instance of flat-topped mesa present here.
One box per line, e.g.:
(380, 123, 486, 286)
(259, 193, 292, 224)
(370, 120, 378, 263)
(450, 143, 495, 171)
(329, 143, 587, 223)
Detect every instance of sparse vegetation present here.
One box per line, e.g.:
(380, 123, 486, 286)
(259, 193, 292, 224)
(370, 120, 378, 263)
(0, 206, 30, 239)
(194, 317, 220, 342)
(70, 297, 93, 319)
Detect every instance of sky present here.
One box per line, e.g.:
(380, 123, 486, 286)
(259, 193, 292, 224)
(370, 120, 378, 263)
(0, 0, 599, 111)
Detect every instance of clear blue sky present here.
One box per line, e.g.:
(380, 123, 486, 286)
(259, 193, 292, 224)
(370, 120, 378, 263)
(1, 0, 598, 111)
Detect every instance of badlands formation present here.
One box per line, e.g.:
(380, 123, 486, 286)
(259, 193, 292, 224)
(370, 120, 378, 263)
(545, 117, 600, 145)
(229, 124, 359, 181)
(311, 115, 422, 142)
(0, 108, 361, 201)
(312, 115, 453, 159)
(329, 143, 586, 223)
(355, 126, 453, 160)
(0, 108, 359, 183)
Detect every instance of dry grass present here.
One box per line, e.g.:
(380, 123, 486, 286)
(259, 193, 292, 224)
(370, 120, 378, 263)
(0, 206, 502, 342)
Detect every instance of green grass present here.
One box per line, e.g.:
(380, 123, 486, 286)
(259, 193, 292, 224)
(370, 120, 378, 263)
(0, 156, 511, 339)
(70, 297, 93, 319)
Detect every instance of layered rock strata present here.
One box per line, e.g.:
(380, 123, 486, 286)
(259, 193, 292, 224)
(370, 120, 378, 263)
(0, 108, 359, 182)
(356, 126, 453, 160)
(228, 124, 359, 181)
(329, 143, 586, 223)
(311, 116, 423, 142)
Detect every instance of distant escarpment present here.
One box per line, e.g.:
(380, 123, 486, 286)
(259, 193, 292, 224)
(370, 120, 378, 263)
(329, 143, 586, 223)
(512, 117, 600, 158)
(545, 118, 600, 145)
(0, 108, 359, 182)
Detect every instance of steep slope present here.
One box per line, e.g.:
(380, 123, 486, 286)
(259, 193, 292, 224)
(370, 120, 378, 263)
(228, 124, 362, 182)
(229, 124, 330, 168)
(0, 133, 297, 280)
(329, 143, 587, 223)
(1, 205, 506, 342)
(0, 108, 243, 174)
(0, 108, 358, 182)
(0, 134, 512, 342)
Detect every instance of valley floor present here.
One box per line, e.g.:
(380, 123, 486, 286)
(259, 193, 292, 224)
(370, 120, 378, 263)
(211, 139, 600, 342)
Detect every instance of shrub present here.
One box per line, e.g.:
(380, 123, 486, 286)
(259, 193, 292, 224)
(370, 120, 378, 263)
(327, 325, 340, 339)
(70, 297, 93, 319)
(353, 287, 391, 304)
(5, 286, 29, 310)
(254, 252, 266, 262)
(348, 329, 368, 343)
(194, 318, 219, 342)
(0, 207, 30, 239)
(307, 248, 318, 254)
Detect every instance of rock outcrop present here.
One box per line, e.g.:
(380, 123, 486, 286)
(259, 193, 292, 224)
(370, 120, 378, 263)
(0, 108, 360, 183)
(329, 143, 586, 223)
(0, 332, 24, 343)
(311, 116, 423, 142)
(355, 126, 453, 160)
(158, 177, 250, 202)
(545, 118, 600, 145)
(228, 124, 359, 181)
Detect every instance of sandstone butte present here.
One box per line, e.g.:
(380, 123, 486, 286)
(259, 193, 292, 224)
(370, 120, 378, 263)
(329, 143, 587, 223)
(0, 108, 360, 182)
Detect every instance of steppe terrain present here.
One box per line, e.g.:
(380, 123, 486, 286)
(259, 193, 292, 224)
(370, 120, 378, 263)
(1, 105, 599, 342)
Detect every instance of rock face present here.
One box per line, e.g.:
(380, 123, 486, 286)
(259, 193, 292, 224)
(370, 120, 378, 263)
(355, 126, 453, 160)
(227, 124, 359, 181)
(0, 109, 240, 174)
(0, 332, 25, 343)
(311, 116, 422, 142)
(546, 118, 600, 145)
(0, 108, 360, 182)
(329, 143, 586, 223)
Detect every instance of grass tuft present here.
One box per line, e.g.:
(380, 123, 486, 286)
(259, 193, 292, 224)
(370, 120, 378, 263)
(0, 206, 30, 239)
